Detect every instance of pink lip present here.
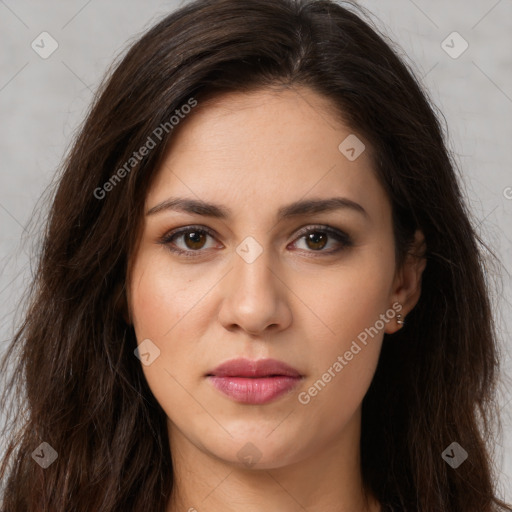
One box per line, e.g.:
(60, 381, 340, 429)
(206, 358, 303, 404)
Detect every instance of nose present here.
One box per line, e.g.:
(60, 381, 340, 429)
(217, 241, 292, 336)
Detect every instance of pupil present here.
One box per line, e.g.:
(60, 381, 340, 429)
(186, 231, 205, 249)
(307, 232, 327, 250)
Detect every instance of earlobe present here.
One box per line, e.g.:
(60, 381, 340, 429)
(385, 302, 406, 334)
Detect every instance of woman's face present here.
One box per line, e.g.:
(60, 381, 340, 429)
(127, 86, 412, 470)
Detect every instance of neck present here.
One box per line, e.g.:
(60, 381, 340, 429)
(165, 407, 381, 512)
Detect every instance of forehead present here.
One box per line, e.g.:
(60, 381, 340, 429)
(146, 86, 390, 225)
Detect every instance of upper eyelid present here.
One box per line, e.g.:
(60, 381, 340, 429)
(162, 224, 350, 246)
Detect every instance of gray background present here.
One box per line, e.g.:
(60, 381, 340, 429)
(0, 0, 511, 501)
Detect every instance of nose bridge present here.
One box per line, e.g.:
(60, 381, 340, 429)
(218, 233, 290, 334)
(233, 234, 278, 303)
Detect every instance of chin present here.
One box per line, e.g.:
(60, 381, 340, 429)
(201, 432, 307, 470)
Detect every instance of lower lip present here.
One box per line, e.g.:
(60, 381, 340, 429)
(207, 376, 302, 404)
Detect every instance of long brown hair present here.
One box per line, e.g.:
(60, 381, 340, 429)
(1, 0, 510, 510)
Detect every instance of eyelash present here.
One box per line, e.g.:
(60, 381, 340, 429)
(158, 224, 353, 259)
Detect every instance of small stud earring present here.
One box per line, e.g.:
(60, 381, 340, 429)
(396, 313, 404, 327)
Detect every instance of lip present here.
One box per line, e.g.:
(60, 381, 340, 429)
(206, 358, 303, 404)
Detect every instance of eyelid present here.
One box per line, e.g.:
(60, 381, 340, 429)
(293, 223, 348, 240)
(290, 224, 353, 254)
(159, 225, 219, 253)
(158, 223, 353, 257)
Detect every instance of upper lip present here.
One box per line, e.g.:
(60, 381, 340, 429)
(207, 358, 302, 378)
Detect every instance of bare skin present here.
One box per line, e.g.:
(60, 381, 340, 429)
(126, 86, 426, 511)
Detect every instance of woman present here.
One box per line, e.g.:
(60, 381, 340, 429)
(1, 0, 510, 510)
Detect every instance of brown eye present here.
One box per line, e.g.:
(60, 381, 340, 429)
(291, 225, 353, 255)
(304, 231, 328, 251)
(160, 224, 352, 259)
(182, 230, 208, 250)
(160, 226, 218, 257)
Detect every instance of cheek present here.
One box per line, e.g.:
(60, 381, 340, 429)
(294, 247, 394, 406)
(129, 249, 207, 337)
(128, 250, 218, 399)
(128, 258, 198, 421)
(302, 248, 395, 346)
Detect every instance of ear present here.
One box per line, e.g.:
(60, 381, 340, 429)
(385, 229, 427, 334)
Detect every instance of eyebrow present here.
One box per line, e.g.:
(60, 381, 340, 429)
(146, 196, 368, 221)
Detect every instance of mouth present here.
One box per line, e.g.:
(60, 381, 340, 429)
(206, 357, 304, 405)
